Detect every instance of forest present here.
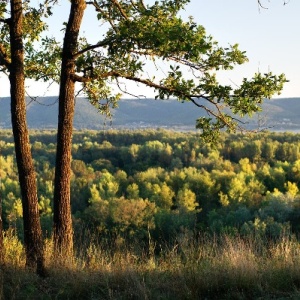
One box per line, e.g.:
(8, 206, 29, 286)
(2, 128, 300, 243)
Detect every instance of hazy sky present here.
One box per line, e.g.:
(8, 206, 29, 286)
(0, 0, 299, 98)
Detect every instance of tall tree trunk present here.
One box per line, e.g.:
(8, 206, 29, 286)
(9, 0, 45, 275)
(0, 193, 4, 266)
(0, 192, 3, 300)
(53, 0, 86, 257)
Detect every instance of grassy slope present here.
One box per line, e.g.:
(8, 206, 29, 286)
(2, 232, 300, 299)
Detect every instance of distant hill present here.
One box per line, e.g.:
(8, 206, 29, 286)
(1, 96, 300, 131)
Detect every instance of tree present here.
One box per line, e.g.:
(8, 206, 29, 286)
(0, 0, 47, 275)
(176, 185, 198, 212)
(52, 0, 86, 257)
(0, 189, 3, 265)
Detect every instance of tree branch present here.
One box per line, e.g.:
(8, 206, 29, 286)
(129, 49, 208, 72)
(0, 44, 11, 69)
(87, 0, 118, 32)
(115, 76, 146, 98)
(110, 0, 129, 20)
(73, 37, 116, 58)
(257, 0, 268, 9)
(71, 73, 92, 82)
(0, 18, 10, 24)
(72, 69, 203, 98)
(257, 0, 289, 9)
(139, 0, 147, 10)
(109, 71, 246, 131)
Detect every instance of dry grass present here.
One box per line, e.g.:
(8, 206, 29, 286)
(1, 232, 300, 299)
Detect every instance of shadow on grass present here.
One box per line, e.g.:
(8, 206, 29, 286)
(1, 259, 300, 299)
(2, 233, 300, 299)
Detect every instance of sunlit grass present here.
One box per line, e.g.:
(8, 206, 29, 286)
(2, 232, 300, 299)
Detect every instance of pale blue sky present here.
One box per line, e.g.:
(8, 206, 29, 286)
(183, 0, 300, 98)
(0, 0, 299, 98)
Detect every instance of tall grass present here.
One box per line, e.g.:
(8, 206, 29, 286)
(1, 231, 300, 299)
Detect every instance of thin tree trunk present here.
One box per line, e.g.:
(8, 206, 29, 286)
(53, 0, 86, 258)
(9, 0, 45, 275)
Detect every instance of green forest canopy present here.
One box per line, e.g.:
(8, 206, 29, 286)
(2, 129, 300, 244)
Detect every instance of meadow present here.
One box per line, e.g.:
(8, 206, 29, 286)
(2, 232, 300, 299)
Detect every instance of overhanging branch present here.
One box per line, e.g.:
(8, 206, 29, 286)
(72, 69, 254, 133)
(102, 71, 234, 126)
(73, 37, 116, 58)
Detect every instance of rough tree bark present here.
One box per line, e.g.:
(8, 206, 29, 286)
(0, 194, 3, 266)
(9, 0, 45, 275)
(53, 0, 86, 257)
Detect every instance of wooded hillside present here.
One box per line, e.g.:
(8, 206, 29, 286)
(1, 97, 300, 130)
(2, 129, 300, 241)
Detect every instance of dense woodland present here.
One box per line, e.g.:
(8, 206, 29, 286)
(2, 129, 300, 248)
